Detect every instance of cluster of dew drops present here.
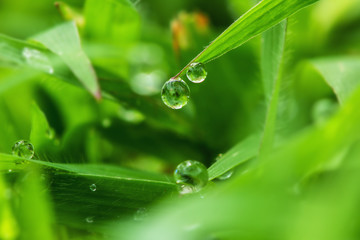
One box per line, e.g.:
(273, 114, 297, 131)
(161, 62, 207, 109)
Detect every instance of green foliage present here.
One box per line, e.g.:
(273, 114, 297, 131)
(1, 0, 360, 239)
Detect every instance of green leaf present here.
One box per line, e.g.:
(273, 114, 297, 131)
(33, 21, 101, 99)
(310, 57, 360, 104)
(84, 0, 140, 44)
(1, 154, 176, 229)
(30, 103, 53, 148)
(0, 175, 19, 240)
(16, 169, 55, 240)
(259, 20, 287, 157)
(174, 0, 319, 77)
(207, 134, 261, 180)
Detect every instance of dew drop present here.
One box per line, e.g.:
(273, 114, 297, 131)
(174, 160, 208, 194)
(8, 169, 12, 173)
(215, 154, 233, 181)
(22, 47, 54, 74)
(12, 140, 34, 160)
(85, 216, 94, 223)
(186, 62, 207, 83)
(134, 208, 148, 221)
(312, 99, 338, 125)
(89, 184, 97, 192)
(161, 78, 190, 109)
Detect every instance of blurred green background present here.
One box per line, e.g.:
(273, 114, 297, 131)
(1, 0, 360, 239)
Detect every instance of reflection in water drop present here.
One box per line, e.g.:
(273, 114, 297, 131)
(22, 47, 54, 74)
(186, 62, 207, 83)
(12, 140, 34, 160)
(174, 160, 208, 194)
(161, 78, 190, 109)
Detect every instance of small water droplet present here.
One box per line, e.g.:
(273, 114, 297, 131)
(186, 62, 207, 83)
(85, 216, 94, 223)
(174, 160, 208, 194)
(312, 99, 338, 125)
(215, 154, 233, 181)
(101, 118, 112, 128)
(89, 184, 97, 192)
(161, 78, 190, 109)
(22, 47, 54, 74)
(8, 169, 12, 173)
(12, 140, 34, 160)
(134, 208, 148, 221)
(46, 128, 56, 139)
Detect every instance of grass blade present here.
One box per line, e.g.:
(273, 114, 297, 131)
(259, 20, 287, 157)
(207, 134, 261, 180)
(174, 0, 318, 77)
(33, 21, 101, 99)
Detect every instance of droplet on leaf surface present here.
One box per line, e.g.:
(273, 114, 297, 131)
(12, 140, 34, 159)
(174, 160, 208, 194)
(89, 184, 97, 192)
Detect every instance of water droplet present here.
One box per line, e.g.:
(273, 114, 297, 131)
(22, 47, 54, 74)
(12, 140, 34, 159)
(312, 99, 338, 125)
(89, 184, 97, 192)
(186, 62, 207, 83)
(215, 154, 233, 181)
(85, 216, 94, 223)
(101, 118, 112, 128)
(134, 208, 148, 221)
(161, 78, 190, 109)
(46, 128, 56, 139)
(8, 169, 12, 173)
(174, 160, 208, 194)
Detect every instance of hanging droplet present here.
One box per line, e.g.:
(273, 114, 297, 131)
(134, 208, 149, 221)
(186, 62, 207, 83)
(161, 78, 190, 109)
(22, 47, 54, 74)
(215, 154, 233, 181)
(12, 140, 34, 160)
(89, 184, 97, 192)
(174, 160, 208, 194)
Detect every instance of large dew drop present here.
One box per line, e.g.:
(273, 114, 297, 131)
(174, 160, 208, 194)
(161, 78, 190, 109)
(186, 62, 207, 83)
(12, 140, 34, 159)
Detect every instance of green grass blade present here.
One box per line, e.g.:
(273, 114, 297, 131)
(17, 169, 55, 240)
(0, 175, 19, 240)
(259, 20, 287, 157)
(1, 154, 176, 229)
(207, 134, 261, 180)
(310, 57, 360, 104)
(174, 0, 319, 77)
(33, 21, 101, 99)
